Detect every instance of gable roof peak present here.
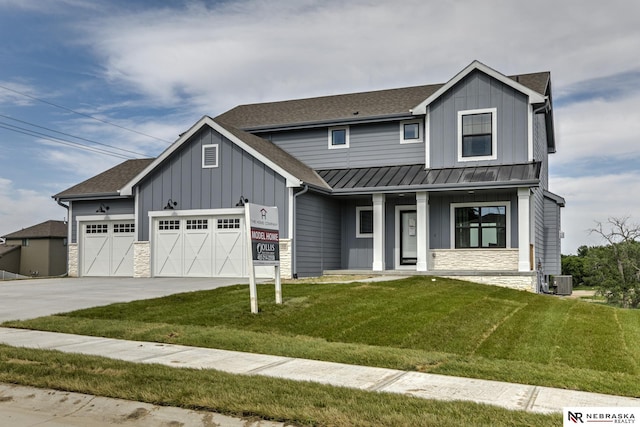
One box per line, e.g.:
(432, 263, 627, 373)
(412, 60, 548, 115)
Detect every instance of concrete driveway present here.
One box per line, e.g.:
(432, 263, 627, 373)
(0, 277, 249, 322)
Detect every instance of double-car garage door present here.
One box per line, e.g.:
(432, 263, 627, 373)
(80, 215, 254, 278)
(153, 215, 246, 277)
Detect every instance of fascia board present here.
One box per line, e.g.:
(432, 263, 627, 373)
(328, 180, 540, 196)
(412, 60, 547, 115)
(119, 116, 303, 196)
(118, 116, 210, 196)
(208, 118, 303, 188)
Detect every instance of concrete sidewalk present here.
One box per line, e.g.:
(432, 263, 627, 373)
(1, 327, 638, 417)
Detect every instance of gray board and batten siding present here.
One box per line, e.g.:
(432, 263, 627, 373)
(295, 191, 342, 277)
(69, 198, 135, 244)
(257, 120, 424, 171)
(429, 70, 530, 169)
(136, 126, 290, 241)
(543, 194, 563, 275)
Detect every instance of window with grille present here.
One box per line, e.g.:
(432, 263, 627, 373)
(186, 219, 208, 230)
(113, 223, 135, 233)
(217, 218, 240, 229)
(159, 220, 180, 230)
(86, 224, 108, 234)
(457, 108, 497, 161)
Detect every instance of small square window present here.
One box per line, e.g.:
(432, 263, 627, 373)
(404, 123, 419, 140)
(328, 126, 349, 149)
(400, 120, 423, 144)
(356, 207, 373, 238)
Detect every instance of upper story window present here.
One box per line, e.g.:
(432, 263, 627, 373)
(457, 108, 497, 162)
(328, 126, 349, 149)
(400, 119, 423, 144)
(452, 202, 509, 249)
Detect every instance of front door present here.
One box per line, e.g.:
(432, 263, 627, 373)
(400, 210, 417, 265)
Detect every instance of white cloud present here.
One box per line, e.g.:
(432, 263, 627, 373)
(554, 93, 640, 168)
(77, 0, 640, 115)
(0, 178, 63, 237)
(552, 173, 640, 253)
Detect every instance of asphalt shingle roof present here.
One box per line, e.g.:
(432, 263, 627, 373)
(54, 158, 154, 199)
(3, 220, 68, 239)
(215, 72, 550, 130)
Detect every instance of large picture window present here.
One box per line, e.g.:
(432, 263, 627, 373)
(454, 204, 507, 248)
(457, 108, 497, 161)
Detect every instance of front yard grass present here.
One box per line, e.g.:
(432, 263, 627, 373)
(2, 276, 640, 424)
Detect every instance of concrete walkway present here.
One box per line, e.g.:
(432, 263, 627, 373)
(1, 327, 638, 418)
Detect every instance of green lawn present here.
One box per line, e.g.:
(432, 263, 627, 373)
(6, 276, 640, 399)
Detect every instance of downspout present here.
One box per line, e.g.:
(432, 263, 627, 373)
(55, 198, 71, 277)
(292, 184, 309, 279)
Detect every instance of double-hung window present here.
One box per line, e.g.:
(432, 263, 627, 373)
(457, 108, 497, 161)
(452, 203, 509, 248)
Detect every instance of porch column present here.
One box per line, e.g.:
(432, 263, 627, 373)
(416, 191, 429, 271)
(518, 187, 531, 272)
(372, 193, 385, 271)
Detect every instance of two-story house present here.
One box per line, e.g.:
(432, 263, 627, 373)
(54, 61, 564, 292)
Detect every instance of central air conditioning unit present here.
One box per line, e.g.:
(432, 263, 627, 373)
(554, 275, 573, 296)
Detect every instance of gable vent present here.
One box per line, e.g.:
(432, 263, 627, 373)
(202, 144, 219, 168)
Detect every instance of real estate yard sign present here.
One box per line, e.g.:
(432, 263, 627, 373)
(244, 203, 281, 313)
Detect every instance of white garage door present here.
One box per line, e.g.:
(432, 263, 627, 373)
(154, 216, 246, 278)
(81, 222, 135, 277)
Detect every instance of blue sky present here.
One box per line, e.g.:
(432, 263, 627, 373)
(1, 0, 639, 254)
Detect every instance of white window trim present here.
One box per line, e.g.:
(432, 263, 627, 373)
(457, 108, 497, 162)
(356, 206, 373, 238)
(450, 201, 511, 249)
(400, 119, 424, 144)
(328, 126, 350, 149)
(202, 144, 219, 168)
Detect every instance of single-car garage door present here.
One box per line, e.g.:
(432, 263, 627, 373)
(81, 221, 135, 277)
(153, 216, 246, 278)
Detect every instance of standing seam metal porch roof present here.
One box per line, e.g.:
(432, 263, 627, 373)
(316, 163, 541, 193)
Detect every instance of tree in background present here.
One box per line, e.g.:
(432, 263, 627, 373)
(561, 245, 589, 286)
(584, 217, 640, 309)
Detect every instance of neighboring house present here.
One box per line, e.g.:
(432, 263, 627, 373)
(0, 220, 68, 277)
(54, 61, 564, 291)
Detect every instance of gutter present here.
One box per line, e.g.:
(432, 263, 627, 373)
(291, 184, 309, 278)
(241, 113, 416, 133)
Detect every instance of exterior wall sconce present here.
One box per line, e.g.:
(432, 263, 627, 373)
(96, 203, 110, 213)
(235, 196, 249, 207)
(164, 199, 178, 210)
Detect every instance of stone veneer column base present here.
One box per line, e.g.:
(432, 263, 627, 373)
(133, 241, 151, 278)
(278, 239, 292, 279)
(67, 243, 78, 277)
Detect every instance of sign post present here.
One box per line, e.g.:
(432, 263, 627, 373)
(244, 203, 280, 313)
